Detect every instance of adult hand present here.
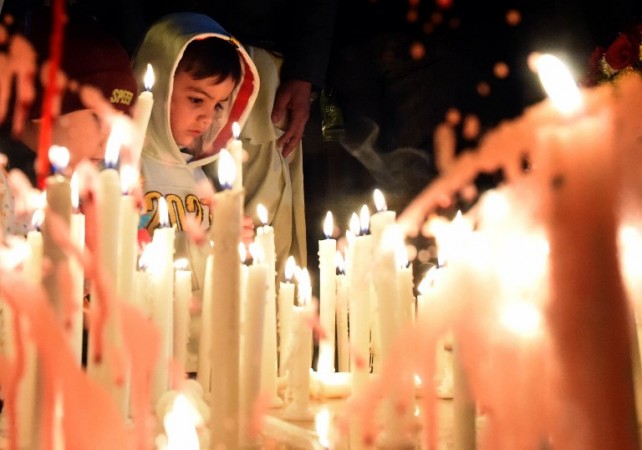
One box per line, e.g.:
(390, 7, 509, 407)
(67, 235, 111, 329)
(271, 79, 312, 157)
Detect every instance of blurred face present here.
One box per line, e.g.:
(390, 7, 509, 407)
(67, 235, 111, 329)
(170, 70, 235, 148)
(51, 109, 109, 167)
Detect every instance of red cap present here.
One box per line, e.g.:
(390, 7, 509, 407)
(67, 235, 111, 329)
(25, 7, 138, 117)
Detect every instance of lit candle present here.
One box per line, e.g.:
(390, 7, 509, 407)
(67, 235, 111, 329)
(173, 257, 192, 371)
(335, 251, 350, 373)
(317, 211, 337, 375)
(196, 253, 214, 392)
(209, 149, 243, 449)
(283, 268, 314, 420)
(239, 243, 268, 447)
(69, 173, 85, 364)
(227, 122, 244, 190)
(370, 189, 396, 374)
(86, 125, 128, 414)
(116, 164, 139, 305)
(42, 145, 72, 318)
(277, 256, 296, 377)
(132, 63, 155, 164)
(348, 206, 372, 394)
(149, 196, 176, 404)
(255, 203, 281, 407)
(17, 211, 43, 448)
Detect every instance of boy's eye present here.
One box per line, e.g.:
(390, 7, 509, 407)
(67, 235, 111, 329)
(215, 103, 224, 112)
(188, 97, 203, 105)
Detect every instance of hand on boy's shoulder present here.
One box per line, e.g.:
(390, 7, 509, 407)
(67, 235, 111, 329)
(272, 80, 313, 157)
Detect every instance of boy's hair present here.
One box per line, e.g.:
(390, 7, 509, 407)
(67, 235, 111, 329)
(176, 37, 242, 85)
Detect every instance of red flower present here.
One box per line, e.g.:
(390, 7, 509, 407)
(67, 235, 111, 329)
(604, 34, 639, 70)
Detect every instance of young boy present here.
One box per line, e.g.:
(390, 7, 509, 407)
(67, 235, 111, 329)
(132, 13, 259, 368)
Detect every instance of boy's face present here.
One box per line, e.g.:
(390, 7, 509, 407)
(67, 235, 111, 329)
(170, 70, 236, 148)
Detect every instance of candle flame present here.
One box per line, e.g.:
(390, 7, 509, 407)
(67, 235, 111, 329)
(335, 250, 345, 274)
(217, 149, 236, 189)
(105, 120, 126, 168)
(349, 212, 360, 236)
(120, 164, 139, 195)
(359, 205, 370, 234)
(257, 203, 268, 225)
(71, 172, 80, 210)
(48, 145, 70, 172)
(249, 242, 265, 264)
(144, 63, 155, 91)
(373, 188, 387, 212)
(417, 266, 438, 295)
(532, 53, 582, 115)
(158, 197, 170, 228)
(31, 208, 44, 229)
(500, 301, 542, 338)
(232, 121, 240, 140)
(323, 211, 333, 238)
(239, 243, 247, 264)
(297, 268, 311, 306)
(139, 243, 155, 270)
(164, 393, 202, 450)
(173, 257, 189, 270)
(285, 255, 296, 282)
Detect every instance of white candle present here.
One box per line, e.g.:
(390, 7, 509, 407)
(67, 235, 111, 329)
(116, 164, 140, 305)
(277, 256, 296, 377)
(370, 189, 396, 373)
(69, 173, 85, 364)
(87, 130, 127, 414)
(239, 243, 268, 446)
(283, 268, 314, 420)
(209, 149, 243, 449)
(255, 203, 281, 407)
(197, 254, 214, 392)
(335, 251, 350, 373)
(317, 211, 337, 374)
(132, 63, 154, 164)
(42, 146, 72, 319)
(17, 218, 43, 448)
(149, 197, 176, 404)
(347, 207, 372, 394)
(226, 121, 244, 190)
(173, 258, 192, 371)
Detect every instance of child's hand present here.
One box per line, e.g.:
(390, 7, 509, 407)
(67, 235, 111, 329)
(242, 215, 255, 245)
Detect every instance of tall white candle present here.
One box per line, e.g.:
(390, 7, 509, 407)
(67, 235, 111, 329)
(17, 218, 43, 448)
(87, 130, 127, 414)
(197, 254, 214, 392)
(209, 149, 243, 450)
(317, 211, 337, 374)
(149, 197, 176, 404)
(348, 207, 372, 394)
(277, 256, 296, 377)
(173, 258, 192, 371)
(370, 189, 396, 373)
(335, 251, 350, 373)
(226, 121, 244, 190)
(239, 243, 268, 446)
(132, 64, 155, 164)
(255, 203, 281, 407)
(69, 173, 85, 364)
(283, 268, 314, 420)
(42, 146, 72, 319)
(117, 164, 140, 305)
